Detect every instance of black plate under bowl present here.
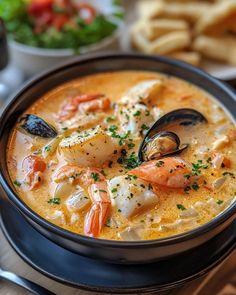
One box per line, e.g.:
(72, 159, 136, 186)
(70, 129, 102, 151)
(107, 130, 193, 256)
(0, 196, 235, 294)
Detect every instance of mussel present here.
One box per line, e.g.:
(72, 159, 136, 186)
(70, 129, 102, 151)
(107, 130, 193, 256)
(139, 108, 207, 162)
(19, 114, 57, 138)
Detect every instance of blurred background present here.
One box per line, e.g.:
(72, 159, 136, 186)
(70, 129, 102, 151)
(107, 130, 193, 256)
(1, 0, 236, 106)
(0, 1, 235, 294)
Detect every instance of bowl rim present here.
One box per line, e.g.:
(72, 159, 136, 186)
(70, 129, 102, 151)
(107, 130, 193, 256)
(0, 52, 236, 247)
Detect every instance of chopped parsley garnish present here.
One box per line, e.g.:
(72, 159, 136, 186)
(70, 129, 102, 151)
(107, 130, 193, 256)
(109, 125, 131, 146)
(14, 180, 21, 187)
(191, 160, 208, 175)
(141, 124, 149, 131)
(108, 125, 118, 132)
(133, 110, 141, 117)
(140, 220, 145, 223)
(206, 157, 212, 164)
(184, 186, 191, 194)
(61, 127, 68, 131)
(91, 172, 100, 182)
(48, 198, 61, 205)
(128, 142, 135, 149)
(118, 209, 122, 212)
(177, 204, 186, 211)
(191, 182, 200, 191)
(117, 151, 140, 169)
(145, 110, 150, 116)
(156, 160, 164, 167)
(126, 174, 138, 180)
(111, 188, 117, 193)
(216, 199, 224, 205)
(106, 115, 116, 123)
(44, 145, 51, 152)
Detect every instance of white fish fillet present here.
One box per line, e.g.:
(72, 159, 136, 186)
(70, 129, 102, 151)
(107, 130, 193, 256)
(108, 175, 158, 218)
(120, 80, 163, 104)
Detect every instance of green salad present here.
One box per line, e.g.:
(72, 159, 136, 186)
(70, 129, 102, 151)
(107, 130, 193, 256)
(0, 0, 121, 51)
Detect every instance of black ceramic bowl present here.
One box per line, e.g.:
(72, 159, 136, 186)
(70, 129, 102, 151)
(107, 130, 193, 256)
(0, 53, 235, 264)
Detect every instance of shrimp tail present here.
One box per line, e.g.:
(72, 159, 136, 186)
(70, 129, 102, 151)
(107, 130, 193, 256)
(84, 181, 111, 237)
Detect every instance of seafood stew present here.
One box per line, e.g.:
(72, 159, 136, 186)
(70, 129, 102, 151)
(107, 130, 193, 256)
(7, 71, 236, 241)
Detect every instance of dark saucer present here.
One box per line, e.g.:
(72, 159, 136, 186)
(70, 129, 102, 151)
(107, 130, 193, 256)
(0, 197, 235, 294)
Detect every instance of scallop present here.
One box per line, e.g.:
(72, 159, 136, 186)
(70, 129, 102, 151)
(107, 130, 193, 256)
(58, 125, 120, 167)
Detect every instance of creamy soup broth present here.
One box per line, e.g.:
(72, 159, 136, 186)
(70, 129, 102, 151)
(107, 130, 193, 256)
(7, 71, 236, 240)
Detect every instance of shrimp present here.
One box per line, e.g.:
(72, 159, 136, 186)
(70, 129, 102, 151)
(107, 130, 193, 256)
(52, 164, 109, 237)
(58, 94, 110, 121)
(84, 181, 111, 237)
(129, 157, 197, 189)
(53, 164, 105, 186)
(22, 155, 46, 190)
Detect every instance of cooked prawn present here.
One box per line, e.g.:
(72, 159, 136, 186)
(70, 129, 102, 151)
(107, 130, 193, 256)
(58, 94, 110, 121)
(84, 181, 111, 237)
(52, 163, 109, 237)
(22, 155, 46, 190)
(53, 164, 105, 186)
(129, 157, 197, 188)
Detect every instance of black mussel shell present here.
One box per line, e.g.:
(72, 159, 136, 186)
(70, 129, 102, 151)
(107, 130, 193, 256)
(139, 108, 207, 161)
(19, 114, 57, 138)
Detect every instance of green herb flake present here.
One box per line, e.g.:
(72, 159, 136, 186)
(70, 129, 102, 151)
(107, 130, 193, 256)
(141, 124, 149, 131)
(14, 180, 21, 187)
(111, 188, 117, 193)
(133, 110, 141, 117)
(177, 204, 186, 211)
(91, 172, 100, 182)
(106, 115, 116, 123)
(156, 160, 164, 167)
(108, 125, 118, 132)
(216, 199, 224, 205)
(191, 182, 200, 191)
(184, 186, 191, 194)
(48, 198, 61, 205)
(128, 142, 135, 149)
